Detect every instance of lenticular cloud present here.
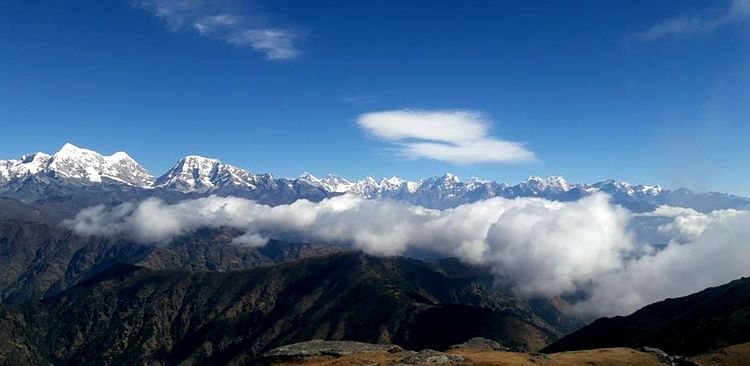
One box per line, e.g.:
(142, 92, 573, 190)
(357, 110, 536, 164)
(65, 193, 750, 318)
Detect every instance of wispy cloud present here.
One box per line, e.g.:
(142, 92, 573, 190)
(636, 0, 750, 41)
(357, 109, 536, 165)
(133, 0, 300, 60)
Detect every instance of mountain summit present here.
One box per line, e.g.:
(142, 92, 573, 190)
(153, 155, 260, 193)
(0, 143, 154, 187)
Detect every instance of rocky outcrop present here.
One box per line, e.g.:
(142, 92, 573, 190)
(262, 341, 466, 365)
(394, 349, 466, 365)
(263, 340, 402, 361)
(638, 347, 702, 366)
(448, 337, 509, 351)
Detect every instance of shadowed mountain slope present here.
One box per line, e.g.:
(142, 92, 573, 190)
(0, 252, 559, 365)
(0, 219, 342, 304)
(543, 277, 750, 356)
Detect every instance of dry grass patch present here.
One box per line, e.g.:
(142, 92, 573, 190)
(269, 347, 668, 365)
(691, 342, 750, 366)
(451, 347, 664, 366)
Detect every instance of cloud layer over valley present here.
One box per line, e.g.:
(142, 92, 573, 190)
(65, 194, 750, 318)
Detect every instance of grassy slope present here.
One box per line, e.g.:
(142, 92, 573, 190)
(268, 347, 666, 366)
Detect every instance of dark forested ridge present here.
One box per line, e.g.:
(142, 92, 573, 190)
(0, 251, 559, 365)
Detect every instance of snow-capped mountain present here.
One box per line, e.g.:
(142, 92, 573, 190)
(0, 143, 154, 187)
(298, 172, 354, 193)
(591, 180, 663, 197)
(151, 157, 330, 205)
(523, 175, 571, 193)
(153, 155, 258, 193)
(1, 143, 748, 213)
(290, 172, 682, 210)
(293, 172, 744, 212)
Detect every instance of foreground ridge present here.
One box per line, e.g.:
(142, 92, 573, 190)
(260, 339, 710, 366)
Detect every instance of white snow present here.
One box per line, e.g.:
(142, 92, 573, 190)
(0, 143, 679, 207)
(0, 143, 153, 187)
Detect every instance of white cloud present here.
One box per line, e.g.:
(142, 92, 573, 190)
(133, 0, 300, 60)
(65, 195, 750, 319)
(485, 194, 634, 297)
(574, 207, 750, 317)
(65, 193, 635, 304)
(357, 110, 536, 164)
(656, 208, 742, 242)
(636, 0, 750, 41)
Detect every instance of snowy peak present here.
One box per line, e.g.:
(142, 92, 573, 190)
(154, 155, 223, 192)
(591, 179, 663, 197)
(545, 176, 570, 191)
(421, 173, 461, 190)
(168, 156, 223, 178)
(320, 175, 354, 193)
(55, 143, 85, 156)
(466, 177, 493, 192)
(20, 152, 52, 166)
(154, 155, 257, 193)
(48, 143, 154, 186)
(299, 172, 355, 193)
(522, 175, 570, 193)
(442, 173, 460, 183)
(108, 151, 135, 163)
(0, 152, 52, 181)
(298, 172, 322, 186)
(377, 177, 404, 192)
(0, 143, 153, 186)
(636, 184, 663, 196)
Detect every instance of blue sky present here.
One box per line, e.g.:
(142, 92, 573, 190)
(1, 0, 750, 194)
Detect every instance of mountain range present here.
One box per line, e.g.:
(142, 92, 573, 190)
(1, 144, 750, 365)
(2, 143, 748, 213)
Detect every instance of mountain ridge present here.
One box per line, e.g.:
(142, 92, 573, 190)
(0, 250, 560, 365)
(542, 276, 750, 356)
(0, 219, 346, 304)
(2, 143, 748, 212)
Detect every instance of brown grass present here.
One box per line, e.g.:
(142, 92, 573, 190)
(451, 348, 664, 366)
(268, 352, 403, 366)
(690, 342, 750, 366)
(269, 347, 667, 366)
